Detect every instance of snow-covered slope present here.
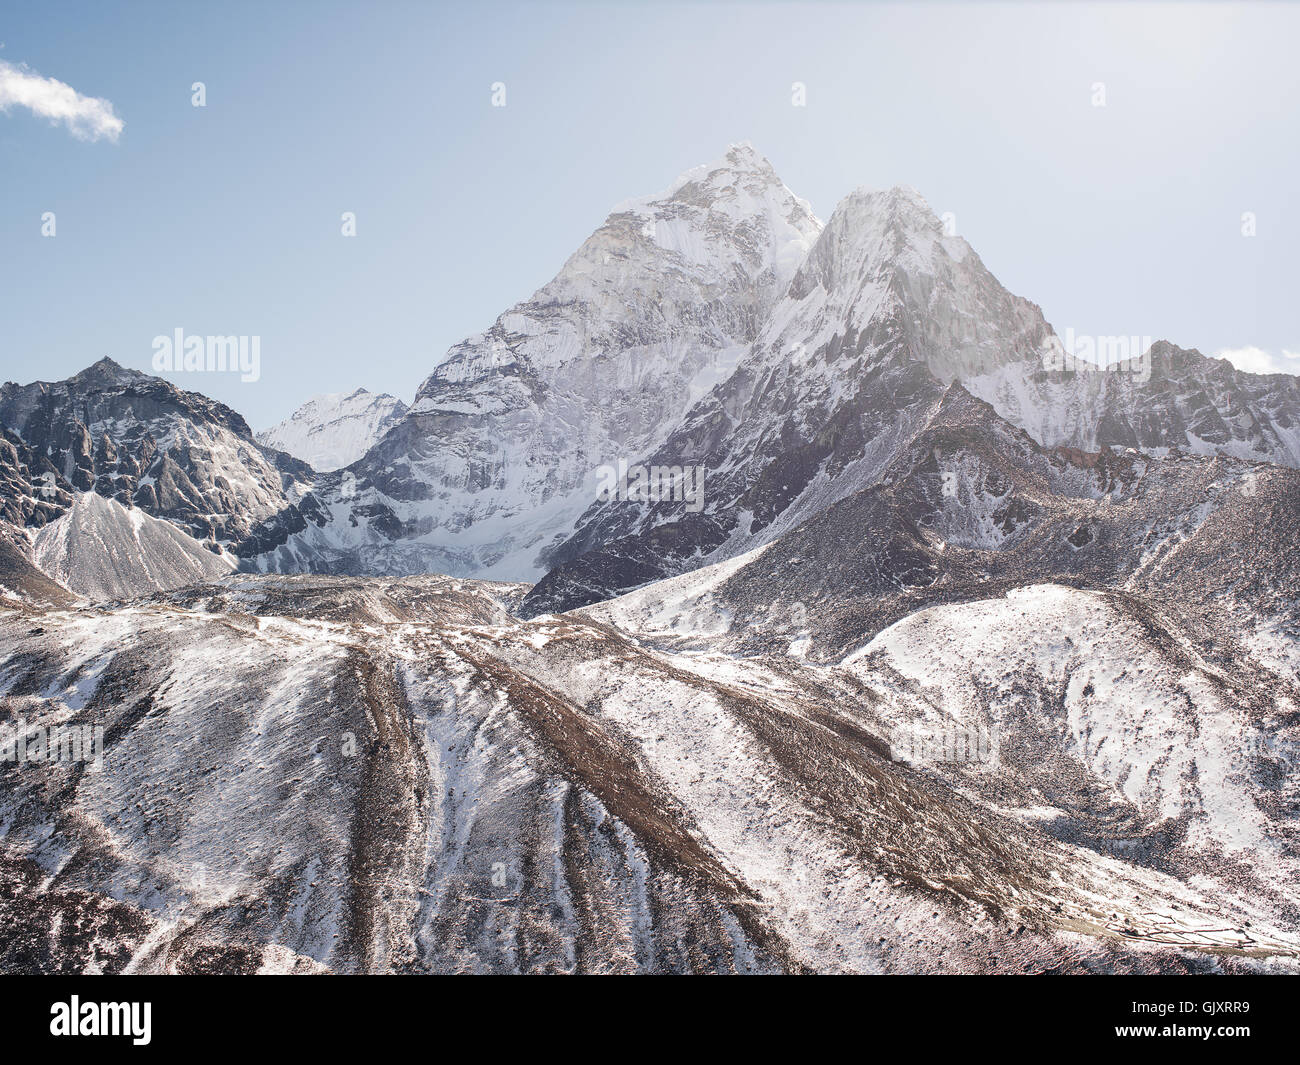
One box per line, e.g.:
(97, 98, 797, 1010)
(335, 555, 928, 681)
(2, 568, 1295, 973)
(247, 143, 822, 580)
(5, 362, 1300, 973)
(0, 528, 75, 607)
(32, 492, 237, 600)
(566, 400, 1300, 947)
(847, 584, 1282, 860)
(257, 389, 408, 472)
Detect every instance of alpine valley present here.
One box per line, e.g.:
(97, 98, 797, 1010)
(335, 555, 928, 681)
(2, 145, 1298, 975)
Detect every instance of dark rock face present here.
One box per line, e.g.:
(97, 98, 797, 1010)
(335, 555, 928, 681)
(966, 340, 1300, 464)
(0, 358, 311, 547)
(0, 427, 74, 529)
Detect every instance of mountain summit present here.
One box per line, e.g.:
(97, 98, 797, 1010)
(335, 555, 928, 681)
(249, 144, 822, 579)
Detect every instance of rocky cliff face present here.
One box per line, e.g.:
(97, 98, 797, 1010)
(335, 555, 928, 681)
(0, 358, 312, 548)
(965, 340, 1300, 464)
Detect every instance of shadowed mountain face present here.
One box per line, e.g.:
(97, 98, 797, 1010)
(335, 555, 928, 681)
(600, 382, 1300, 687)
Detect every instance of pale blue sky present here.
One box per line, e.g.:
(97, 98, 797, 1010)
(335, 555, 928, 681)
(2, 1, 1297, 428)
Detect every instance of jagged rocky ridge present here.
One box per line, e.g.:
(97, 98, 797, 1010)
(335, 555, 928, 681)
(0, 357, 312, 550)
(966, 340, 1300, 464)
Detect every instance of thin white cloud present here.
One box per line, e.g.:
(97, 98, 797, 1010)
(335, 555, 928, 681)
(1214, 347, 1300, 377)
(0, 59, 123, 142)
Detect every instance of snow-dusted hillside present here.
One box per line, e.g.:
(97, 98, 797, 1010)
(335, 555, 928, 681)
(847, 584, 1284, 862)
(7, 389, 1300, 972)
(32, 492, 236, 600)
(3, 570, 1296, 973)
(258, 389, 408, 472)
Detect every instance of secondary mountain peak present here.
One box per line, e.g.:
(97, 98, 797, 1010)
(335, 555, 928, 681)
(257, 389, 409, 472)
(792, 182, 962, 294)
(0, 361, 311, 548)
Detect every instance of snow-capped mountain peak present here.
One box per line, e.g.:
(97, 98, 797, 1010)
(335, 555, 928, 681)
(783, 183, 1048, 381)
(257, 389, 408, 472)
(253, 144, 824, 579)
(610, 141, 821, 289)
